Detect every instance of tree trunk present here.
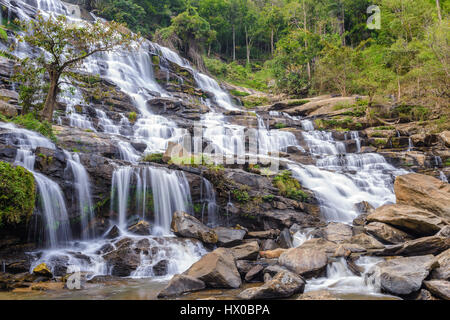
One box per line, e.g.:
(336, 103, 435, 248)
(41, 69, 60, 122)
(436, 0, 442, 22)
(232, 25, 236, 61)
(245, 26, 250, 65)
(271, 28, 274, 56)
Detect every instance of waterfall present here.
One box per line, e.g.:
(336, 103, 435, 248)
(64, 151, 95, 240)
(201, 178, 219, 227)
(110, 166, 192, 235)
(96, 110, 119, 134)
(0, 122, 72, 247)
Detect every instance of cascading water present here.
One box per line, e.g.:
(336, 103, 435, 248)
(64, 151, 95, 240)
(0, 122, 72, 247)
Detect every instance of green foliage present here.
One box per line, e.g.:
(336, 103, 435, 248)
(230, 90, 250, 97)
(0, 161, 36, 227)
(242, 95, 270, 108)
(392, 105, 430, 121)
(232, 189, 250, 203)
(273, 170, 308, 201)
(0, 27, 7, 42)
(142, 153, 164, 163)
(262, 194, 275, 202)
(274, 122, 287, 129)
(11, 113, 56, 142)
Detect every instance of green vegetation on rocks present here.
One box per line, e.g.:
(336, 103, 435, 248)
(0, 161, 36, 227)
(273, 170, 308, 201)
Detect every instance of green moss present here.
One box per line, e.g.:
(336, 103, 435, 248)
(0, 27, 7, 42)
(0, 161, 36, 227)
(262, 195, 275, 202)
(274, 122, 287, 129)
(444, 159, 450, 167)
(242, 96, 270, 109)
(230, 89, 250, 97)
(141, 153, 164, 163)
(128, 112, 137, 123)
(374, 126, 395, 130)
(273, 170, 308, 201)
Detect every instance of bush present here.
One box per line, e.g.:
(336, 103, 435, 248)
(128, 112, 137, 123)
(0, 162, 36, 227)
(232, 189, 250, 203)
(274, 122, 287, 129)
(273, 170, 308, 201)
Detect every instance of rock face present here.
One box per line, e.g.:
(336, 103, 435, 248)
(102, 245, 140, 277)
(350, 233, 384, 249)
(171, 211, 218, 244)
(238, 270, 305, 300)
(184, 248, 241, 288)
(374, 255, 434, 295)
(394, 174, 450, 220)
(364, 222, 414, 244)
(157, 274, 206, 298)
(214, 227, 246, 247)
(367, 204, 447, 237)
(278, 247, 328, 278)
(423, 280, 450, 300)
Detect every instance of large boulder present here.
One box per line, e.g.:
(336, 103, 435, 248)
(394, 173, 450, 220)
(214, 227, 246, 247)
(423, 280, 450, 300)
(379, 235, 450, 257)
(157, 274, 206, 298)
(171, 211, 218, 244)
(32, 263, 53, 278)
(127, 220, 151, 235)
(238, 270, 305, 300)
(431, 249, 450, 280)
(364, 222, 414, 244)
(278, 247, 328, 278)
(102, 245, 140, 277)
(374, 255, 435, 295)
(229, 241, 260, 260)
(323, 222, 353, 243)
(438, 131, 450, 147)
(184, 248, 241, 288)
(277, 228, 293, 249)
(349, 233, 385, 250)
(367, 204, 447, 237)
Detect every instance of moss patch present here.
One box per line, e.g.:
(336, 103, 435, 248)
(273, 170, 308, 201)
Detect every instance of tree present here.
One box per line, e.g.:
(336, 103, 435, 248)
(16, 13, 138, 122)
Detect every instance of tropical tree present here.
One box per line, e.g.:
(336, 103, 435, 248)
(15, 13, 138, 121)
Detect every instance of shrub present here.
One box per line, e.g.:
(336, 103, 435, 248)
(128, 112, 137, 123)
(0, 162, 36, 227)
(232, 189, 250, 203)
(273, 170, 308, 201)
(274, 122, 287, 129)
(230, 90, 250, 97)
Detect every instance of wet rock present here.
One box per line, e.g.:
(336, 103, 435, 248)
(246, 229, 280, 239)
(32, 263, 53, 278)
(95, 243, 114, 255)
(102, 246, 140, 277)
(431, 249, 450, 280)
(157, 274, 206, 298)
(236, 260, 257, 277)
(171, 211, 218, 244)
(349, 233, 385, 250)
(260, 248, 287, 259)
(352, 214, 368, 226)
(127, 220, 151, 236)
(214, 227, 246, 247)
(47, 255, 70, 277)
(152, 260, 169, 276)
(104, 225, 120, 239)
(323, 222, 353, 243)
(394, 173, 450, 220)
(423, 280, 450, 300)
(263, 265, 289, 278)
(244, 265, 264, 282)
(411, 289, 439, 300)
(184, 248, 241, 288)
(365, 222, 414, 244)
(354, 201, 374, 214)
(367, 204, 447, 237)
(238, 270, 305, 300)
(279, 247, 328, 278)
(87, 275, 122, 283)
(297, 290, 341, 300)
(277, 228, 293, 249)
(374, 255, 434, 295)
(230, 241, 260, 260)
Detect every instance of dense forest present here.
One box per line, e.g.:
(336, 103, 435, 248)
(85, 0, 449, 109)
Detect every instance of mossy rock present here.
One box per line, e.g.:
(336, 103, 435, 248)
(0, 161, 36, 227)
(33, 263, 53, 278)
